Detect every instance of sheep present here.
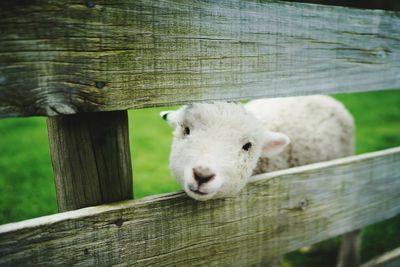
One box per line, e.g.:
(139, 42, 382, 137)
(161, 95, 354, 201)
(161, 95, 357, 267)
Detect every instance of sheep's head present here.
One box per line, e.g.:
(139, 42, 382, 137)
(161, 102, 289, 201)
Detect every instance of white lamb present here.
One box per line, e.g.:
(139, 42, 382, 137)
(161, 95, 354, 201)
(162, 95, 357, 267)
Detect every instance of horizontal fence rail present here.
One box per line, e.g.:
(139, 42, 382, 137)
(1, 147, 399, 266)
(361, 247, 400, 267)
(0, 0, 399, 117)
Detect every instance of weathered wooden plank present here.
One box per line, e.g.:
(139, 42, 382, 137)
(47, 110, 133, 211)
(0, 147, 399, 266)
(0, 1, 399, 117)
(361, 247, 400, 267)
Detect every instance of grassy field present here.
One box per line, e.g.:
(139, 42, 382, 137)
(0, 90, 399, 265)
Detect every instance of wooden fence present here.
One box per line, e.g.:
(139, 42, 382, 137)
(0, 0, 399, 266)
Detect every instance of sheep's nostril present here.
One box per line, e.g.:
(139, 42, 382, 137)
(193, 167, 215, 184)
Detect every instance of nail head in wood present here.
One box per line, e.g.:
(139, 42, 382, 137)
(95, 81, 106, 89)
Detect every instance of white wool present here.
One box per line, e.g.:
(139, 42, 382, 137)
(162, 95, 354, 201)
(246, 95, 354, 173)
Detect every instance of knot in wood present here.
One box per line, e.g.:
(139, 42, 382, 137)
(298, 199, 308, 210)
(376, 50, 387, 58)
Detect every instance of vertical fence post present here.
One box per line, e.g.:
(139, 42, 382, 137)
(47, 110, 133, 212)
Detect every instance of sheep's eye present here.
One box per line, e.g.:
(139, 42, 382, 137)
(242, 142, 252, 151)
(184, 126, 190, 135)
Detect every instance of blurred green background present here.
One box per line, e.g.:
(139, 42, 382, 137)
(0, 90, 399, 266)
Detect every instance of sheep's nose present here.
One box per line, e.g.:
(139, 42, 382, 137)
(193, 167, 215, 185)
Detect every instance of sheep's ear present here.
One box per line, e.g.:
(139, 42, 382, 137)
(160, 110, 180, 128)
(261, 131, 290, 158)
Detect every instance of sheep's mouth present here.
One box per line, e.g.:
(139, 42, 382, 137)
(189, 189, 208, 195)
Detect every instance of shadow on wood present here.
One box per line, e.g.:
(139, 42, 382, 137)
(47, 110, 133, 212)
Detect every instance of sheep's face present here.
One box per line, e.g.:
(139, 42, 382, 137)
(161, 102, 289, 201)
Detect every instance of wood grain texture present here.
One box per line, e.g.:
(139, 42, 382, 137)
(1, 147, 399, 266)
(47, 110, 133, 211)
(0, 0, 399, 117)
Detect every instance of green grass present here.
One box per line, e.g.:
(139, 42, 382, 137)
(0, 107, 182, 224)
(129, 106, 181, 198)
(0, 90, 399, 265)
(335, 91, 400, 154)
(0, 118, 56, 223)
